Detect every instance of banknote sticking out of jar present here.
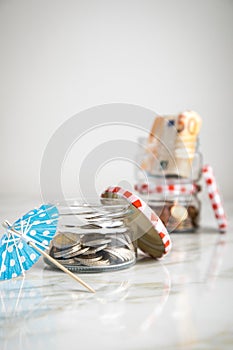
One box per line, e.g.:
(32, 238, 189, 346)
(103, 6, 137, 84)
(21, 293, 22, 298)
(135, 110, 202, 233)
(44, 198, 137, 272)
(139, 110, 202, 180)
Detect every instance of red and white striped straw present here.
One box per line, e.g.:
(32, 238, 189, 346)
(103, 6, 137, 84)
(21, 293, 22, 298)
(202, 165, 227, 233)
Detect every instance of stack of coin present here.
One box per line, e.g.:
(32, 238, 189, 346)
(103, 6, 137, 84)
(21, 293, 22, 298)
(44, 231, 136, 272)
(148, 201, 200, 233)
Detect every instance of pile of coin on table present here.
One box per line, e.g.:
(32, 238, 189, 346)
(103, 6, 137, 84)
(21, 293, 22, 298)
(45, 231, 136, 272)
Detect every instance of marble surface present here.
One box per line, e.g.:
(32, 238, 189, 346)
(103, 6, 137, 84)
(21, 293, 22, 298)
(0, 199, 233, 350)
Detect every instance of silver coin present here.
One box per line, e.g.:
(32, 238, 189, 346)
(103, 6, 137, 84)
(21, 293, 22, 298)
(48, 246, 57, 258)
(70, 247, 90, 257)
(82, 238, 111, 247)
(81, 233, 103, 242)
(53, 243, 82, 258)
(74, 255, 102, 263)
(107, 247, 135, 262)
(60, 246, 90, 259)
(81, 244, 108, 255)
(74, 256, 102, 264)
(79, 224, 102, 229)
(55, 258, 77, 265)
(103, 248, 125, 262)
(52, 232, 80, 250)
(91, 259, 110, 266)
(75, 257, 110, 267)
(117, 247, 135, 261)
(50, 230, 135, 268)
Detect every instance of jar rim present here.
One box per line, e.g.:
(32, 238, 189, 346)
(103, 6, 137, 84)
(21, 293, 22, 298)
(51, 198, 132, 219)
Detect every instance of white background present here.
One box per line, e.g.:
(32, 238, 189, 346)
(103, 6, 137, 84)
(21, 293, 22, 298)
(0, 0, 233, 201)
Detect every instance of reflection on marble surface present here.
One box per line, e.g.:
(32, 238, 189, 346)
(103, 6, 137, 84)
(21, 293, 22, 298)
(0, 200, 233, 350)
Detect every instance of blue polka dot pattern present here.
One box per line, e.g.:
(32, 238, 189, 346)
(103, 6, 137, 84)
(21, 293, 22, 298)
(0, 204, 59, 280)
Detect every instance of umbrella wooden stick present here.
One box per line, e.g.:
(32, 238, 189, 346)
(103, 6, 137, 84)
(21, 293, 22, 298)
(3, 221, 95, 293)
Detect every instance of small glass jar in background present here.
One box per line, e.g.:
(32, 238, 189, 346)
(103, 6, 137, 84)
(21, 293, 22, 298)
(44, 199, 137, 272)
(135, 180, 201, 233)
(135, 136, 203, 233)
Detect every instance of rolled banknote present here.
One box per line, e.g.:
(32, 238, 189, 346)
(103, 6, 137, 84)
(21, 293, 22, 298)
(141, 116, 165, 173)
(173, 110, 202, 178)
(141, 115, 177, 175)
(141, 110, 202, 178)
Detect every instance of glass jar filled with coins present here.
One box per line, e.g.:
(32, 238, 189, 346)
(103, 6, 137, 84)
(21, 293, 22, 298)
(44, 199, 137, 272)
(135, 110, 203, 233)
(135, 179, 201, 232)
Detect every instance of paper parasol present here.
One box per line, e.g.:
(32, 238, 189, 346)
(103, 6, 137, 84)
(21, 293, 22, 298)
(0, 204, 95, 293)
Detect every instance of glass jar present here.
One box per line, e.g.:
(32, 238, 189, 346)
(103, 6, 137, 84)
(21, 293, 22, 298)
(44, 199, 136, 272)
(136, 137, 203, 183)
(135, 178, 201, 233)
(147, 194, 200, 233)
(135, 130, 203, 233)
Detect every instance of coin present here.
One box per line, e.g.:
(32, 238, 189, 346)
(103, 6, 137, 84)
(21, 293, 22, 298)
(170, 204, 188, 221)
(64, 247, 90, 258)
(75, 257, 109, 267)
(53, 232, 79, 250)
(188, 205, 199, 227)
(55, 258, 77, 265)
(79, 224, 102, 229)
(117, 247, 135, 261)
(82, 244, 108, 255)
(75, 255, 102, 263)
(82, 238, 111, 247)
(92, 259, 110, 266)
(104, 248, 125, 262)
(48, 228, 135, 270)
(53, 244, 82, 258)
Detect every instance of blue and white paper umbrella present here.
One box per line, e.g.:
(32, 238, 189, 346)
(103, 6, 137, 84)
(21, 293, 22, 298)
(0, 204, 59, 280)
(0, 204, 94, 293)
